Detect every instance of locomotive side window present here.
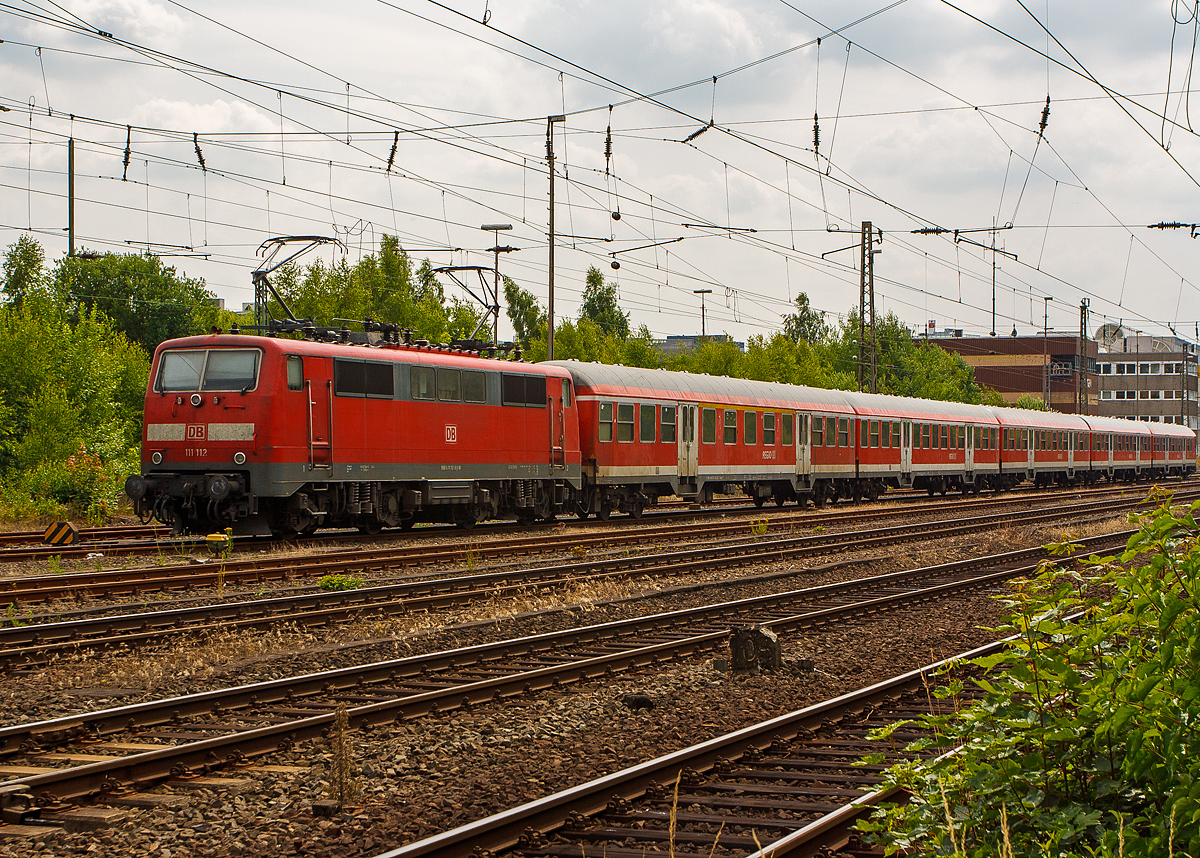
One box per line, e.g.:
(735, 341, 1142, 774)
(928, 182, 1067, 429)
(811, 415, 823, 446)
(837, 418, 849, 447)
(783, 413, 795, 446)
(599, 402, 614, 442)
(661, 406, 676, 443)
(365, 363, 393, 397)
(640, 404, 656, 442)
(287, 356, 303, 391)
(723, 410, 738, 445)
(702, 408, 717, 444)
(617, 404, 635, 442)
(437, 369, 461, 401)
(463, 371, 487, 403)
(410, 366, 436, 400)
(561, 379, 571, 406)
(744, 412, 757, 445)
(762, 413, 776, 445)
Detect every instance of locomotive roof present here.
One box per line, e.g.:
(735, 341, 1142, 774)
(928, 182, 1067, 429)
(544, 361, 855, 412)
(154, 334, 572, 376)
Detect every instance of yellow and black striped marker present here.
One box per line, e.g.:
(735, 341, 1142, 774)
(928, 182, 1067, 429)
(43, 521, 78, 546)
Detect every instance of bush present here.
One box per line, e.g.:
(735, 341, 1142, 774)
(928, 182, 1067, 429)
(862, 489, 1200, 857)
(318, 573, 364, 591)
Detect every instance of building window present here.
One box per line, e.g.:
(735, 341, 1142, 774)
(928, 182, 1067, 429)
(1151, 363, 1162, 374)
(1140, 390, 1150, 399)
(661, 405, 677, 443)
(1140, 363, 1151, 374)
(640, 404, 656, 442)
(1150, 390, 1161, 400)
(762, 413, 776, 445)
(723, 410, 738, 444)
(617, 403, 635, 441)
(1099, 363, 1112, 374)
(1101, 390, 1113, 399)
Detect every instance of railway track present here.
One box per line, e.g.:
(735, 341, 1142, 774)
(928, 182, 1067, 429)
(0, 482, 1174, 606)
(0, 478, 1187, 564)
(0, 489, 1163, 668)
(0, 529, 1115, 808)
(376, 641, 996, 858)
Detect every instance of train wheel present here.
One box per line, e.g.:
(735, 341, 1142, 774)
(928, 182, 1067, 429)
(774, 493, 786, 508)
(596, 504, 612, 521)
(812, 490, 826, 509)
(629, 502, 644, 520)
(576, 508, 590, 521)
(358, 522, 383, 535)
(753, 495, 766, 509)
(400, 515, 416, 531)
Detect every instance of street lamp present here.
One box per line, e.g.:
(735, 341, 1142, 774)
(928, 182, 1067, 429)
(481, 224, 514, 346)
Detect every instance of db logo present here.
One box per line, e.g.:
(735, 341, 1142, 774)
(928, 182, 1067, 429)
(445, 425, 457, 444)
(186, 424, 206, 440)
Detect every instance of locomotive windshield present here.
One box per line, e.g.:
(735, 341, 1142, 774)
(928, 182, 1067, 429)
(157, 349, 261, 392)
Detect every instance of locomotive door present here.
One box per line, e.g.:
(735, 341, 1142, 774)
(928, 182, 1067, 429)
(549, 379, 566, 468)
(678, 404, 698, 479)
(796, 413, 811, 480)
(305, 357, 334, 470)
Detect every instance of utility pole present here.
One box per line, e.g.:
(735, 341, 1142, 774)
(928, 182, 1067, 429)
(694, 289, 712, 338)
(67, 137, 75, 257)
(1077, 298, 1090, 414)
(481, 223, 515, 346)
(859, 221, 880, 393)
(545, 114, 565, 360)
(1042, 297, 1053, 406)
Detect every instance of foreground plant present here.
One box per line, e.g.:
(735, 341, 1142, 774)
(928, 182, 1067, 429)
(861, 489, 1200, 857)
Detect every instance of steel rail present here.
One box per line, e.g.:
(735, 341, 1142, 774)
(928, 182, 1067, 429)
(0, 493, 1152, 666)
(0, 532, 1118, 804)
(0, 485, 1172, 608)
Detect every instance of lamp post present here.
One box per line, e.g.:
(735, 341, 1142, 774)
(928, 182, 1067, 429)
(1043, 297, 1053, 407)
(481, 223, 514, 346)
(694, 289, 712, 338)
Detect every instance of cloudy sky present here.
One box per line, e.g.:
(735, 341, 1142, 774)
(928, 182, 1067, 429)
(3, 0, 1199, 346)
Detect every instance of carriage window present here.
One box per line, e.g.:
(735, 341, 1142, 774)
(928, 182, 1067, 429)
(811, 415, 824, 447)
(939, 425, 948, 449)
(860, 419, 869, 448)
(617, 404, 635, 442)
(463, 371, 487, 403)
(410, 366, 435, 400)
(640, 404, 656, 442)
(869, 420, 880, 448)
(838, 418, 849, 447)
(783, 413, 795, 446)
(881, 421, 890, 448)
(437, 368, 461, 401)
(973, 427, 981, 449)
(724, 410, 738, 445)
(661, 406, 677, 443)
(744, 412, 757, 445)
(702, 408, 717, 444)
(892, 421, 901, 448)
(286, 356, 303, 391)
(922, 424, 931, 449)
(763, 413, 776, 445)
(598, 402, 613, 442)
(959, 427, 966, 449)
(827, 416, 837, 447)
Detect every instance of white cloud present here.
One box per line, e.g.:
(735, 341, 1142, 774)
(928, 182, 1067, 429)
(73, 0, 185, 41)
(129, 98, 276, 134)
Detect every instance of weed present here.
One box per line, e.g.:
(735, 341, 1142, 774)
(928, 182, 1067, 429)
(464, 541, 481, 572)
(5, 602, 26, 628)
(749, 518, 769, 538)
(318, 573, 364, 591)
(570, 545, 588, 561)
(46, 554, 62, 575)
(814, 525, 826, 532)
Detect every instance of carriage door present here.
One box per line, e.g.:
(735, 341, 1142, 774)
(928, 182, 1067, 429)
(796, 413, 811, 480)
(678, 404, 698, 480)
(304, 357, 334, 470)
(965, 424, 975, 473)
(901, 421, 912, 474)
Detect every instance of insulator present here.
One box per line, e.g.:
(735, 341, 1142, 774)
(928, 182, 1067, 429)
(386, 130, 398, 173)
(193, 133, 206, 173)
(122, 125, 131, 181)
(813, 114, 820, 155)
(1038, 96, 1051, 137)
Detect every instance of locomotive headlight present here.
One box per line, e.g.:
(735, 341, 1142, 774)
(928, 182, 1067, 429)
(233, 452, 246, 465)
(151, 452, 163, 465)
(190, 393, 203, 407)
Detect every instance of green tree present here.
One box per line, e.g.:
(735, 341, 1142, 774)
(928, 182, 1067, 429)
(579, 266, 630, 340)
(53, 251, 223, 354)
(1012, 392, 1050, 410)
(2, 235, 45, 308)
(781, 292, 828, 344)
(504, 277, 546, 349)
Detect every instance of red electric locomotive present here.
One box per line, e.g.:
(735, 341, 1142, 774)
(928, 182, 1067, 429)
(126, 332, 582, 535)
